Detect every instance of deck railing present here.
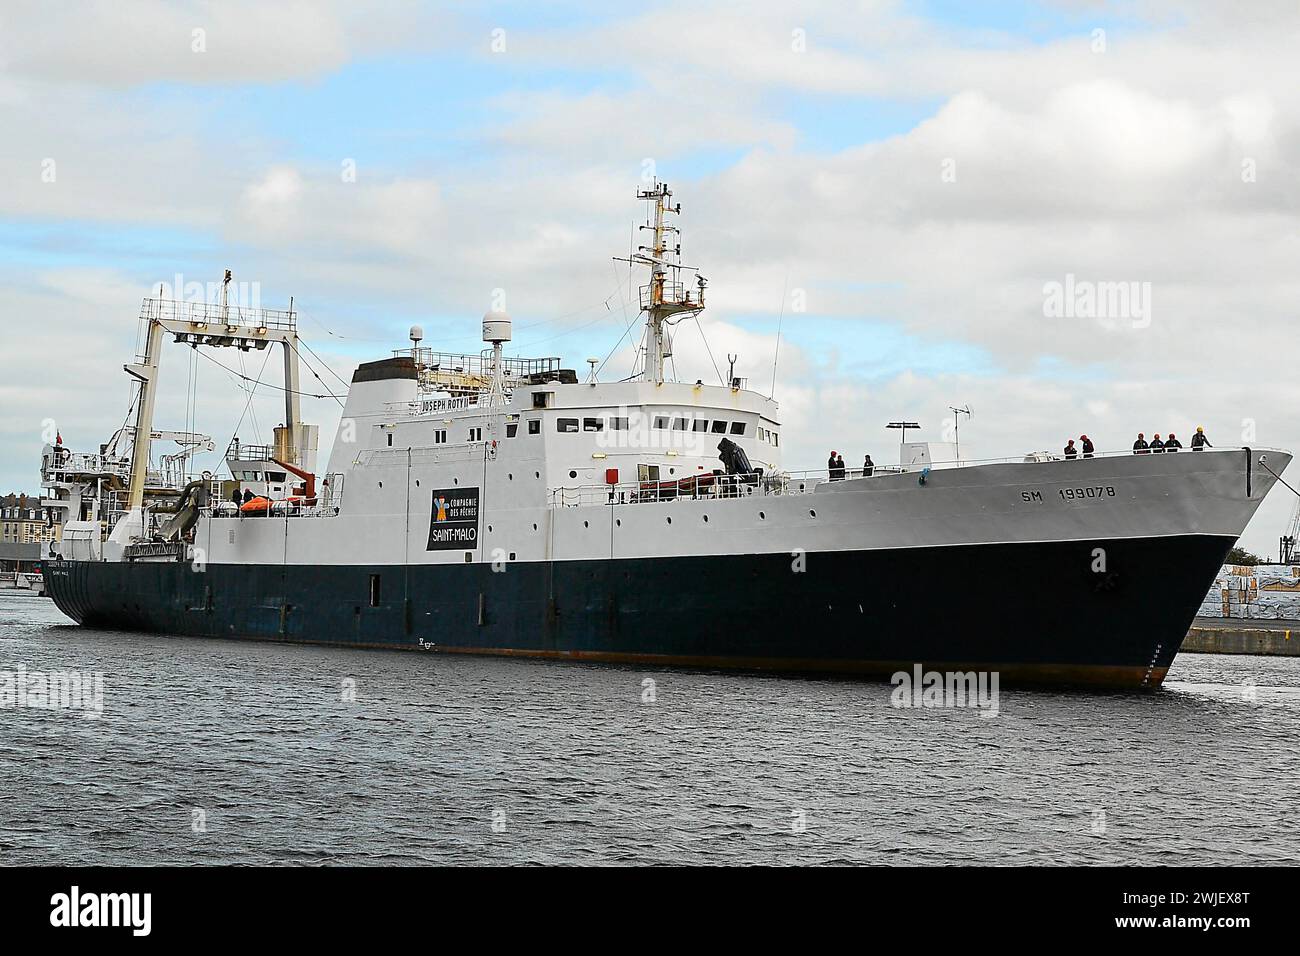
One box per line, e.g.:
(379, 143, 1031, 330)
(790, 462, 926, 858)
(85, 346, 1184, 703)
(546, 446, 1273, 508)
(140, 296, 297, 332)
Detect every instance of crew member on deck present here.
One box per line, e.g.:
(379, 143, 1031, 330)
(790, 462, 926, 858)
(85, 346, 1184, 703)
(827, 450, 840, 480)
(1164, 432, 1183, 452)
(243, 489, 254, 504)
(1080, 434, 1095, 458)
(835, 453, 846, 479)
(1191, 426, 1212, 450)
(862, 454, 874, 477)
(1150, 433, 1165, 453)
(1064, 439, 1078, 460)
(1133, 433, 1149, 454)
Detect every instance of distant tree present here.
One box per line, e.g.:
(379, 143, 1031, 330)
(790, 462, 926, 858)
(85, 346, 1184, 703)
(1226, 546, 1263, 566)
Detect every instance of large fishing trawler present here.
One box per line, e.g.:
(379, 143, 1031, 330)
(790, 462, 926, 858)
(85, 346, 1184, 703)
(41, 183, 1291, 689)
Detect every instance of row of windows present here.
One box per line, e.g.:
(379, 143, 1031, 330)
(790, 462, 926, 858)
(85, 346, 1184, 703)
(1, 509, 42, 520)
(387, 414, 773, 445)
(556, 416, 764, 439)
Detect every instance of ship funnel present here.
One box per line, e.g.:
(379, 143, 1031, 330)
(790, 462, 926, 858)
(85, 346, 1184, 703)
(482, 310, 512, 344)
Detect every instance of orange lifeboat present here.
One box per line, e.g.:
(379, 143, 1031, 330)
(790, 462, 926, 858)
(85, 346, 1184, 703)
(239, 496, 271, 514)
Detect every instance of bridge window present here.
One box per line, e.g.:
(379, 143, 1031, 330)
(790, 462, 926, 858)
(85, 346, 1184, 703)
(609, 417, 629, 430)
(434, 430, 447, 443)
(506, 423, 518, 438)
(533, 392, 553, 409)
(527, 419, 540, 435)
(729, 422, 746, 436)
(653, 415, 670, 429)
(671, 418, 686, 431)
(557, 418, 579, 433)
(710, 420, 728, 434)
(583, 418, 603, 432)
(692, 419, 709, 432)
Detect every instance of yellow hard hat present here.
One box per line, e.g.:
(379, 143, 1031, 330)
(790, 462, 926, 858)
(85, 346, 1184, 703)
(1196, 426, 1204, 432)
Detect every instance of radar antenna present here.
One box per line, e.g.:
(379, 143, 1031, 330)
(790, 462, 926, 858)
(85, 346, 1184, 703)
(613, 181, 705, 384)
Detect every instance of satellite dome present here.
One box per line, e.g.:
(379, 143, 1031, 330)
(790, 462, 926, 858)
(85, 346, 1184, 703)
(482, 310, 512, 344)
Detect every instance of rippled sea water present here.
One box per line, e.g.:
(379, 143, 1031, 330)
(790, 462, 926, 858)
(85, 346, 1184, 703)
(2, 590, 1298, 866)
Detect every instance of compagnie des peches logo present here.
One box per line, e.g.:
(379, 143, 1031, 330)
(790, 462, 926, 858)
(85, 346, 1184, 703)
(426, 487, 480, 550)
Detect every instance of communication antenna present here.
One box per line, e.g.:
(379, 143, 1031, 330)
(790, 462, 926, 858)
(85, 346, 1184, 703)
(948, 404, 972, 460)
(727, 354, 738, 388)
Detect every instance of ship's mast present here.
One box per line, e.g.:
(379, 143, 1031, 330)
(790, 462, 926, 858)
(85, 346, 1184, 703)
(615, 181, 706, 384)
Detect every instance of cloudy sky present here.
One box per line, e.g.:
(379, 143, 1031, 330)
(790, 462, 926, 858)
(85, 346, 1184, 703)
(2, 0, 1298, 553)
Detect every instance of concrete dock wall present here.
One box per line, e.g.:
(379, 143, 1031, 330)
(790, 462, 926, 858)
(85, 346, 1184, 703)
(1183, 618, 1300, 657)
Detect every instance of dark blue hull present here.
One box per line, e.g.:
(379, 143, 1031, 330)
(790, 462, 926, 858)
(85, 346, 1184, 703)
(43, 534, 1234, 689)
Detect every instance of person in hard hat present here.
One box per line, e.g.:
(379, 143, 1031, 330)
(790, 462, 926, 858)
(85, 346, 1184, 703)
(1080, 434, 1095, 458)
(1149, 433, 1165, 453)
(1063, 439, 1078, 460)
(1164, 432, 1183, 452)
(1191, 426, 1212, 451)
(827, 450, 840, 480)
(1133, 432, 1149, 454)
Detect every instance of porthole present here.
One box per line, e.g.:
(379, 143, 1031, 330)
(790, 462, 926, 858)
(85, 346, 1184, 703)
(666, 516, 672, 525)
(532, 523, 538, 531)
(703, 515, 709, 523)
(508, 473, 513, 480)
(583, 520, 589, 528)
(809, 509, 817, 518)
(488, 525, 493, 533)
(415, 479, 420, 487)
(378, 481, 383, 488)
(453, 477, 459, 485)
(669, 468, 675, 475)
(759, 511, 766, 520)
(535, 471, 541, 479)
(569, 470, 578, 479)
(616, 519, 622, 527)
